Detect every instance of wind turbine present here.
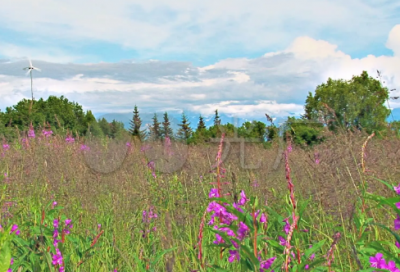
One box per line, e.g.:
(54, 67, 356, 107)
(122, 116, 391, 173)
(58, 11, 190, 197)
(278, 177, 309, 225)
(23, 58, 41, 114)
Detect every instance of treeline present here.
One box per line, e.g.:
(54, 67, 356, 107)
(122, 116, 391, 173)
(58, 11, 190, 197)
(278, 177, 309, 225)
(0, 71, 399, 147)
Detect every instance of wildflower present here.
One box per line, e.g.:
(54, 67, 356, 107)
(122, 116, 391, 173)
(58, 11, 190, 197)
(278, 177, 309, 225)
(238, 190, 249, 206)
(65, 135, 75, 143)
(394, 184, 400, 195)
(385, 260, 400, 272)
(52, 201, 57, 209)
(396, 241, 400, 249)
(260, 256, 276, 272)
(52, 248, 63, 265)
(283, 218, 290, 234)
(80, 144, 90, 151)
(395, 215, 400, 231)
(10, 225, 20, 235)
(237, 221, 249, 240)
(2, 144, 9, 151)
(126, 142, 131, 147)
(260, 213, 267, 223)
(54, 219, 59, 229)
(370, 252, 386, 269)
(28, 124, 35, 138)
(278, 236, 286, 246)
(42, 130, 53, 137)
(228, 250, 240, 263)
(209, 188, 220, 198)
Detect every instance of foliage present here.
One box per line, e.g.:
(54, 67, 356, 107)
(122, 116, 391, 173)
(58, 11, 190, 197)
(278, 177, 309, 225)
(304, 71, 390, 134)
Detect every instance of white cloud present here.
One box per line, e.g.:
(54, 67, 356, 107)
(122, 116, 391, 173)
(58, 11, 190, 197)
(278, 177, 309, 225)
(1, 24, 400, 120)
(387, 24, 400, 56)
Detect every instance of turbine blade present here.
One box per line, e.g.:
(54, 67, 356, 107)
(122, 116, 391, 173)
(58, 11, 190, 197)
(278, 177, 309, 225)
(28, 58, 32, 67)
(26, 69, 31, 75)
(33, 67, 41, 72)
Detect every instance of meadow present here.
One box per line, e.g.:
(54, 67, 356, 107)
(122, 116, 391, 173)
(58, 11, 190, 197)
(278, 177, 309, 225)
(2, 125, 400, 271)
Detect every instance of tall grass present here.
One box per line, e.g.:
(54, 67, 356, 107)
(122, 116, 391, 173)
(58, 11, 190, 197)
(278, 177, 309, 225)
(1, 126, 400, 271)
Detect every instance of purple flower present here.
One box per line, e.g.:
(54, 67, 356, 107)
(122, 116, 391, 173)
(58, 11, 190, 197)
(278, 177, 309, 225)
(126, 142, 131, 147)
(237, 222, 249, 240)
(2, 144, 10, 151)
(260, 256, 276, 272)
(53, 219, 59, 229)
(238, 190, 249, 206)
(209, 188, 220, 198)
(395, 215, 400, 231)
(42, 130, 53, 137)
(228, 250, 240, 263)
(65, 135, 75, 143)
(283, 218, 290, 234)
(260, 213, 267, 223)
(28, 125, 35, 138)
(278, 236, 286, 246)
(80, 144, 90, 151)
(10, 225, 20, 235)
(52, 201, 57, 209)
(396, 241, 400, 249)
(370, 252, 386, 269)
(394, 184, 400, 195)
(52, 248, 63, 265)
(384, 260, 400, 272)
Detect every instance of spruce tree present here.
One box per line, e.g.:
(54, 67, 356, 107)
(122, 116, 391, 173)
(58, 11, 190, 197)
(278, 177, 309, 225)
(162, 112, 173, 139)
(129, 105, 143, 140)
(149, 113, 161, 141)
(197, 115, 206, 130)
(214, 109, 221, 126)
(177, 112, 192, 141)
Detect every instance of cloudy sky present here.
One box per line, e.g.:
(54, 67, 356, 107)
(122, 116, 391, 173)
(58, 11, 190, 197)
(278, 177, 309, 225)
(0, 0, 399, 122)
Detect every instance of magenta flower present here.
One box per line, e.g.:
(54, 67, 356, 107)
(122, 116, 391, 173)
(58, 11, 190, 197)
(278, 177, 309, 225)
(238, 190, 249, 206)
(260, 213, 267, 223)
(2, 144, 10, 151)
(260, 256, 276, 272)
(370, 253, 386, 269)
(28, 124, 35, 138)
(385, 260, 400, 272)
(10, 225, 20, 235)
(283, 218, 290, 234)
(53, 219, 59, 229)
(209, 188, 220, 198)
(278, 235, 286, 246)
(42, 130, 53, 137)
(395, 215, 400, 230)
(52, 248, 63, 265)
(237, 221, 249, 240)
(65, 135, 75, 143)
(80, 144, 90, 151)
(228, 250, 240, 263)
(395, 184, 400, 195)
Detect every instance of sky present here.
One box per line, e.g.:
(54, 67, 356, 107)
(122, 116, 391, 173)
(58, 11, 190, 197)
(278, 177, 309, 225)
(0, 0, 400, 123)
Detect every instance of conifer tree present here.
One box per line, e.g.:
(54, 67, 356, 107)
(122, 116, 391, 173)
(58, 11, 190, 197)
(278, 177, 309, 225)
(197, 115, 206, 130)
(177, 112, 192, 141)
(214, 109, 221, 126)
(129, 105, 143, 140)
(149, 113, 162, 141)
(161, 112, 173, 139)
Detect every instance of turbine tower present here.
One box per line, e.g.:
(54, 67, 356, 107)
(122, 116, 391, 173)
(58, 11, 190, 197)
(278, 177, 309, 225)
(23, 58, 41, 113)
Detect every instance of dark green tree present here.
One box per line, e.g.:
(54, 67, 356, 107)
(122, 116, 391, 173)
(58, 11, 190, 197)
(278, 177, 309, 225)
(161, 112, 173, 139)
(149, 113, 162, 141)
(197, 115, 206, 130)
(214, 109, 221, 127)
(177, 112, 192, 141)
(129, 105, 144, 141)
(304, 71, 390, 134)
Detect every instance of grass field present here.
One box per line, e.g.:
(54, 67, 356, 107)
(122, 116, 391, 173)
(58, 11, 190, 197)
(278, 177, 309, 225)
(2, 127, 400, 271)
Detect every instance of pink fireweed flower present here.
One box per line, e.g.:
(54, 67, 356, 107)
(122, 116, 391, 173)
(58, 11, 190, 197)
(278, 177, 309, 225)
(126, 142, 131, 147)
(237, 221, 249, 240)
(259, 256, 276, 272)
(394, 184, 400, 195)
(52, 248, 63, 265)
(2, 144, 9, 151)
(278, 236, 286, 246)
(52, 201, 57, 209)
(228, 250, 240, 263)
(396, 202, 400, 209)
(10, 224, 20, 235)
(53, 219, 59, 229)
(42, 130, 53, 137)
(396, 241, 400, 249)
(385, 260, 400, 272)
(238, 190, 249, 206)
(370, 252, 386, 269)
(209, 188, 220, 198)
(28, 124, 35, 138)
(260, 213, 267, 223)
(395, 215, 400, 231)
(65, 135, 75, 143)
(283, 218, 290, 234)
(80, 144, 90, 151)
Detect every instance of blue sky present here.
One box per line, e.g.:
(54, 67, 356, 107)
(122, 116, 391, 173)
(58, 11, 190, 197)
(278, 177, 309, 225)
(0, 0, 399, 123)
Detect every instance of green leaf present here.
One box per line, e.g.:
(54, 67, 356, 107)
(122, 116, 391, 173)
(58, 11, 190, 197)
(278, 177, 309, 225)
(0, 241, 11, 272)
